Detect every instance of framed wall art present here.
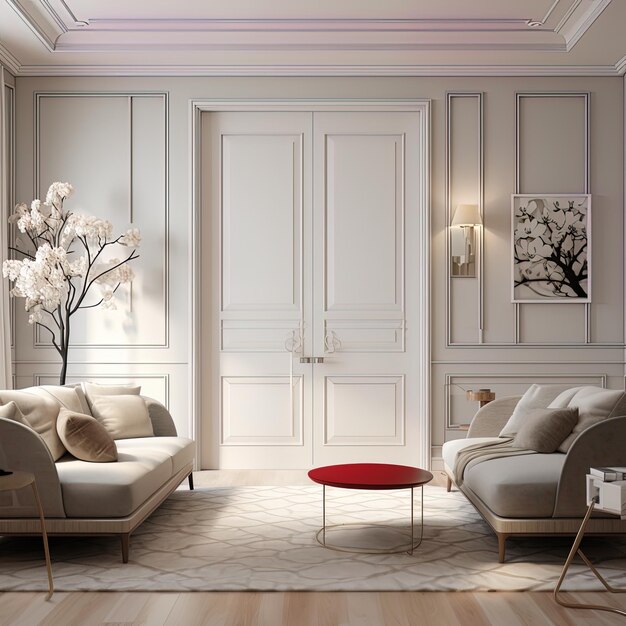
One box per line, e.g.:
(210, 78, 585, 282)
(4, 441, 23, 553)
(512, 194, 591, 303)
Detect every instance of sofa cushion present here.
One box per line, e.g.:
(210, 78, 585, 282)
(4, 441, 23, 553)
(0, 390, 66, 461)
(499, 384, 582, 438)
(83, 382, 141, 412)
(442, 437, 501, 471)
(512, 407, 578, 453)
(90, 395, 154, 440)
(554, 387, 626, 452)
(56, 408, 118, 463)
(56, 445, 172, 517)
(29, 385, 89, 415)
(463, 454, 566, 518)
(116, 437, 195, 475)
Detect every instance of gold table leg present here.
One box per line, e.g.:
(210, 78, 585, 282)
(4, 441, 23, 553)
(30, 481, 54, 599)
(553, 498, 626, 617)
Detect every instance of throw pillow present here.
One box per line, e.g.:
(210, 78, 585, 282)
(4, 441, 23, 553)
(56, 407, 118, 463)
(82, 382, 141, 413)
(499, 384, 582, 438)
(512, 407, 579, 453)
(557, 387, 626, 453)
(89, 394, 154, 440)
(28, 385, 90, 415)
(0, 390, 66, 461)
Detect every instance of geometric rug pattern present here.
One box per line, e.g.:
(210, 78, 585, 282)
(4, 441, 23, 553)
(1, 485, 625, 592)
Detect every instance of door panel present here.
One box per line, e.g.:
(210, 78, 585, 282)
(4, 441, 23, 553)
(202, 112, 313, 469)
(313, 112, 420, 466)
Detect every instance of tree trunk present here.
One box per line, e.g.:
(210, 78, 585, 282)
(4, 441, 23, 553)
(59, 347, 68, 385)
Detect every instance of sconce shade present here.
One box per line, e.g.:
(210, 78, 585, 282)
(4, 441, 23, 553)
(452, 204, 482, 226)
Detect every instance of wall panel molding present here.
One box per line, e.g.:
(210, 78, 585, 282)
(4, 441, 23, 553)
(445, 92, 483, 347)
(30, 91, 169, 349)
(444, 372, 607, 430)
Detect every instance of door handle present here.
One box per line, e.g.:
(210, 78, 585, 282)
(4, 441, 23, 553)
(312, 357, 324, 364)
(299, 356, 312, 363)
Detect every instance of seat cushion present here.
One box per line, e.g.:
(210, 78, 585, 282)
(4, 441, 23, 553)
(442, 437, 500, 471)
(56, 437, 193, 517)
(463, 454, 566, 518)
(116, 437, 195, 474)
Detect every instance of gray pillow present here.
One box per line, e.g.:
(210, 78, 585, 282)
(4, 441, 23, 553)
(512, 407, 579, 453)
(499, 384, 583, 438)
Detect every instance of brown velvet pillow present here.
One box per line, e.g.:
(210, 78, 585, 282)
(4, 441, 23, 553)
(56, 407, 118, 462)
(512, 407, 579, 453)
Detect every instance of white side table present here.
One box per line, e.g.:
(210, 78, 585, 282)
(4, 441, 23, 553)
(553, 476, 626, 617)
(0, 471, 54, 598)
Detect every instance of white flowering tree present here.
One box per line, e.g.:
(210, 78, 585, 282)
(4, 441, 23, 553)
(2, 182, 140, 384)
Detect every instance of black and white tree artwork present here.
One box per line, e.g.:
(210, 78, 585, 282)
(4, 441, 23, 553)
(512, 195, 590, 302)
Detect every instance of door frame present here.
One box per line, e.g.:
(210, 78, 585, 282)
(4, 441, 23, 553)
(190, 99, 431, 469)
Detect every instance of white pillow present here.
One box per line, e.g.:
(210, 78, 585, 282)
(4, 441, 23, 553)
(82, 382, 141, 413)
(499, 384, 585, 438)
(89, 395, 154, 440)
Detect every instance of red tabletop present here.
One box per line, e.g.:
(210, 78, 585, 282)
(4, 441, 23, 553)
(308, 463, 433, 490)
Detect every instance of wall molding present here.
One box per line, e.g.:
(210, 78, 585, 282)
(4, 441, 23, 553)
(444, 372, 608, 430)
(515, 91, 595, 346)
(190, 98, 431, 469)
(445, 92, 484, 347)
(30, 90, 170, 350)
(6, 63, 626, 78)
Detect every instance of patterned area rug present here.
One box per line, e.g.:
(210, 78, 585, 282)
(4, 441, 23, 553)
(1, 484, 625, 591)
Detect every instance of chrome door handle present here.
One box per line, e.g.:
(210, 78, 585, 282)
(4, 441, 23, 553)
(313, 357, 324, 364)
(299, 357, 312, 363)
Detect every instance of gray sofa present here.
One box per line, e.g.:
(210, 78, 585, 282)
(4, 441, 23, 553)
(0, 386, 195, 562)
(442, 386, 626, 562)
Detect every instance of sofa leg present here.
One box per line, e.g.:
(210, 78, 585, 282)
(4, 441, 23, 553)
(188, 472, 194, 491)
(497, 534, 507, 563)
(121, 534, 130, 563)
(446, 476, 452, 492)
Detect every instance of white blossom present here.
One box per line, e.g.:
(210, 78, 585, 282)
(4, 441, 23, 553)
(45, 182, 74, 206)
(119, 228, 141, 247)
(64, 213, 113, 241)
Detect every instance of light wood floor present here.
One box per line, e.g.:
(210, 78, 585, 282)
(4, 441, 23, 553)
(1, 470, 625, 626)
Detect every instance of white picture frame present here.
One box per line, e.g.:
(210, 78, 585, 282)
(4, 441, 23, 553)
(512, 194, 591, 303)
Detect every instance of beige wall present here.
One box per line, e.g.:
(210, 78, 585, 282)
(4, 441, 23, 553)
(12, 76, 625, 464)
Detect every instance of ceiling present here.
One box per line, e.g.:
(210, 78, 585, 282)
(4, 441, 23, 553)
(1, 0, 625, 76)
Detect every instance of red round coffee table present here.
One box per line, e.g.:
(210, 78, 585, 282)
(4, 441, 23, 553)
(308, 463, 433, 555)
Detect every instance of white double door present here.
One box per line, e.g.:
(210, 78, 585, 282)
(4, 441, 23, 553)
(202, 109, 423, 469)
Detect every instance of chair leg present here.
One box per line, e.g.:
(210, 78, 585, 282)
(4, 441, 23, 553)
(120, 533, 130, 563)
(497, 533, 507, 563)
(446, 476, 452, 493)
(188, 472, 194, 491)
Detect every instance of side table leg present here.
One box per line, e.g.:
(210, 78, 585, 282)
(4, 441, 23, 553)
(553, 498, 626, 617)
(322, 485, 326, 547)
(31, 482, 53, 599)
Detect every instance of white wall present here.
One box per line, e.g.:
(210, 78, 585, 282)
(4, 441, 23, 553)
(12, 76, 625, 460)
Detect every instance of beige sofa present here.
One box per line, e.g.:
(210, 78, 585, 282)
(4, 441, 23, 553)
(0, 385, 195, 562)
(443, 386, 626, 562)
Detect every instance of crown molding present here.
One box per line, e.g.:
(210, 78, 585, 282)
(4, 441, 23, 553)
(5, 0, 57, 51)
(557, 0, 612, 51)
(0, 43, 20, 75)
(11, 62, 624, 77)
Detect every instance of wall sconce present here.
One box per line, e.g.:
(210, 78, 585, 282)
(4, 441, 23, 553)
(450, 203, 482, 277)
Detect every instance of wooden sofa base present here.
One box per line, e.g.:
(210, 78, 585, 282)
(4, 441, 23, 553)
(445, 469, 626, 563)
(0, 463, 194, 563)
